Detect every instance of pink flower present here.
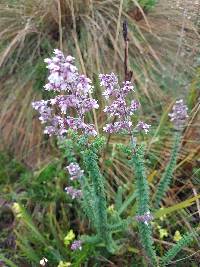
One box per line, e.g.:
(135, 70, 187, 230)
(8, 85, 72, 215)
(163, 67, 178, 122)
(169, 99, 188, 130)
(100, 74, 143, 135)
(136, 121, 151, 134)
(71, 240, 82, 250)
(66, 163, 84, 180)
(32, 49, 99, 137)
(135, 211, 153, 225)
(65, 186, 82, 199)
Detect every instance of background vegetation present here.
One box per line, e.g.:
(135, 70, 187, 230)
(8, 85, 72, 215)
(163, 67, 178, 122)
(0, 0, 199, 266)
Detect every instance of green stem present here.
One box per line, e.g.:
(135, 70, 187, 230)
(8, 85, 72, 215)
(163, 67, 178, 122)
(154, 132, 181, 209)
(83, 149, 115, 252)
(132, 145, 158, 266)
(161, 232, 195, 266)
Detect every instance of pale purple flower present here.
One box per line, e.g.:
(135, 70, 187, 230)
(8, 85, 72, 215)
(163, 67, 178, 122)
(82, 123, 98, 136)
(104, 99, 127, 117)
(44, 49, 77, 91)
(54, 48, 65, 57)
(103, 121, 132, 133)
(77, 75, 92, 93)
(100, 74, 143, 135)
(121, 81, 134, 95)
(32, 49, 99, 137)
(71, 240, 82, 251)
(66, 163, 84, 180)
(66, 117, 83, 131)
(104, 99, 140, 118)
(169, 99, 188, 130)
(135, 211, 153, 225)
(129, 100, 140, 115)
(43, 116, 67, 136)
(136, 121, 150, 134)
(99, 73, 118, 99)
(81, 98, 99, 113)
(32, 100, 52, 123)
(65, 186, 82, 199)
(66, 117, 97, 136)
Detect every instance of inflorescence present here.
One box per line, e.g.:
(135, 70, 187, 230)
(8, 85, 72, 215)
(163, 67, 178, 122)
(33, 49, 151, 139)
(65, 186, 82, 199)
(65, 162, 83, 199)
(32, 49, 99, 137)
(99, 73, 150, 134)
(66, 162, 84, 181)
(71, 240, 82, 251)
(169, 99, 188, 130)
(135, 211, 153, 225)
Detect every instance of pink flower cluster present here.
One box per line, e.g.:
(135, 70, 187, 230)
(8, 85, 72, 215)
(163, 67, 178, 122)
(71, 240, 82, 251)
(169, 99, 188, 130)
(136, 121, 151, 134)
(66, 162, 84, 181)
(32, 49, 151, 137)
(135, 211, 153, 225)
(65, 162, 83, 199)
(99, 73, 150, 134)
(65, 186, 82, 199)
(32, 49, 98, 136)
(99, 73, 118, 99)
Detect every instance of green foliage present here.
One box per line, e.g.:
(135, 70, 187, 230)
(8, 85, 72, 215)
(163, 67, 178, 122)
(1, 129, 198, 266)
(108, 217, 132, 232)
(83, 148, 116, 253)
(0, 152, 27, 185)
(32, 59, 48, 93)
(138, 0, 157, 10)
(132, 145, 150, 215)
(161, 232, 196, 266)
(18, 160, 67, 203)
(118, 190, 137, 216)
(58, 137, 76, 163)
(0, 254, 18, 267)
(155, 194, 200, 219)
(0, 18, 199, 261)
(124, 0, 157, 11)
(137, 223, 158, 266)
(11, 200, 99, 266)
(154, 132, 181, 209)
(131, 145, 158, 266)
(80, 174, 98, 228)
(115, 186, 123, 211)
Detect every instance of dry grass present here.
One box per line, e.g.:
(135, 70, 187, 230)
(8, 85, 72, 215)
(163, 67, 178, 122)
(0, 0, 199, 166)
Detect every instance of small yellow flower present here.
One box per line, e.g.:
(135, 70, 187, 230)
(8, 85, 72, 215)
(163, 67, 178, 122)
(57, 261, 71, 267)
(12, 203, 22, 218)
(173, 230, 182, 242)
(156, 224, 161, 229)
(159, 208, 167, 221)
(64, 230, 75, 246)
(107, 204, 115, 213)
(159, 228, 168, 239)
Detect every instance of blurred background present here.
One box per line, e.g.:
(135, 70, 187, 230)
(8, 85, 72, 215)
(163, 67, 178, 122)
(0, 0, 199, 266)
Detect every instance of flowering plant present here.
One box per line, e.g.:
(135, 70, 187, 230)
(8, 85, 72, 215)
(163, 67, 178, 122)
(32, 48, 194, 266)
